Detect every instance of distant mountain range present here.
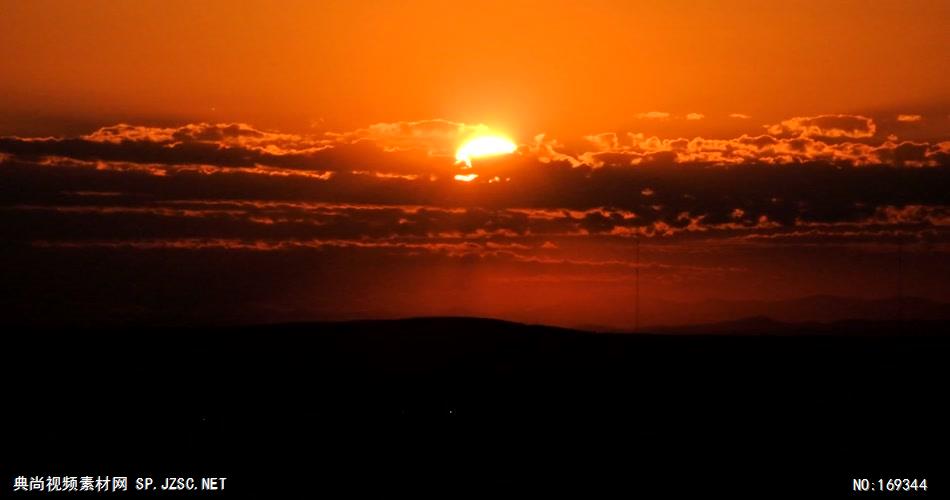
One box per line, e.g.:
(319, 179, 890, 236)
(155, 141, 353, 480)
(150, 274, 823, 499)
(654, 295, 948, 325)
(645, 317, 949, 336)
(570, 295, 950, 331)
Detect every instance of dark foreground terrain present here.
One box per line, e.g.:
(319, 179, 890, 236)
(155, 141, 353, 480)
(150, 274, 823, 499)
(2, 318, 947, 497)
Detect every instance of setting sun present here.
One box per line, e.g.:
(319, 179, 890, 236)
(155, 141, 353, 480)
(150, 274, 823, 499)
(455, 136, 517, 167)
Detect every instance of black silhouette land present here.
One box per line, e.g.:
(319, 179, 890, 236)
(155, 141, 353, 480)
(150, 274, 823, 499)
(4, 315, 947, 497)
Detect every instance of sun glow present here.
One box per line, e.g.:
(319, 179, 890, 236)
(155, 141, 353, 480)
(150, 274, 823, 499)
(455, 135, 517, 167)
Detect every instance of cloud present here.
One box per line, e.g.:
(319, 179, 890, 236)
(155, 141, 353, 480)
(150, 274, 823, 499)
(3, 121, 950, 223)
(77, 120, 490, 159)
(529, 134, 584, 167)
(4, 115, 948, 191)
(729, 113, 751, 119)
(766, 114, 876, 139)
(4, 120, 948, 327)
(2, 119, 949, 226)
(82, 122, 330, 155)
(686, 113, 705, 121)
(636, 111, 671, 120)
(5, 145, 949, 246)
(325, 119, 490, 156)
(10, 195, 948, 252)
(0, 121, 490, 179)
(0, 132, 323, 172)
(897, 114, 923, 122)
(576, 131, 948, 167)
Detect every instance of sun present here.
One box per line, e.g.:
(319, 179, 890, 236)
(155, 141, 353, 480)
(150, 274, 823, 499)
(455, 135, 517, 167)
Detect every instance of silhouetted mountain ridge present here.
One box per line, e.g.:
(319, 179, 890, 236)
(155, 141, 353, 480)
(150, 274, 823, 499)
(278, 314, 948, 336)
(494, 294, 949, 331)
(5, 315, 949, 497)
(646, 316, 948, 335)
(634, 294, 950, 328)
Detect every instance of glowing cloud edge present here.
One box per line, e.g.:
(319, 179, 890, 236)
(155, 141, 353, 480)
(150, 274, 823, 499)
(455, 136, 517, 167)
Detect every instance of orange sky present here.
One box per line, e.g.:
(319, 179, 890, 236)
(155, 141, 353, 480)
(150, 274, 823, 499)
(2, 0, 948, 138)
(1, 0, 949, 328)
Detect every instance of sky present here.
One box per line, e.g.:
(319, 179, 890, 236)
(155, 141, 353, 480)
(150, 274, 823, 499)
(1, 0, 948, 328)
